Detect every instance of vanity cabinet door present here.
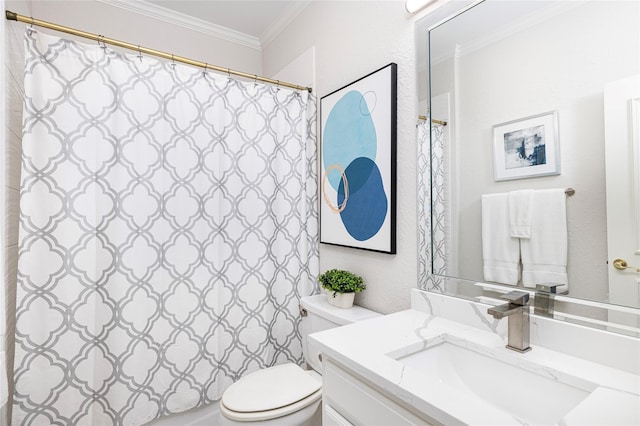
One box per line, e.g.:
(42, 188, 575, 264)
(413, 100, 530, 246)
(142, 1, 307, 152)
(323, 405, 354, 426)
(323, 358, 433, 426)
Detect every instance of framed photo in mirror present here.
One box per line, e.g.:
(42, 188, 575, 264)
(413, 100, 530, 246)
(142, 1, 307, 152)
(493, 111, 560, 181)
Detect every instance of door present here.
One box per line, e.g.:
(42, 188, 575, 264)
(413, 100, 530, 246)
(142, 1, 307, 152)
(604, 75, 640, 329)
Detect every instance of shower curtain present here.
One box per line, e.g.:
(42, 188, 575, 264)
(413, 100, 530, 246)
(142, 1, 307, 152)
(417, 119, 447, 291)
(13, 30, 318, 426)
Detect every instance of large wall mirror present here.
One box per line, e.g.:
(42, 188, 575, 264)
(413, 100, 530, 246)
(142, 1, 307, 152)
(417, 0, 640, 332)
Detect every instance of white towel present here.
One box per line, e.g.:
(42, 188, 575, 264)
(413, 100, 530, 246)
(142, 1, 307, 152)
(509, 190, 534, 239)
(521, 188, 568, 291)
(482, 193, 520, 285)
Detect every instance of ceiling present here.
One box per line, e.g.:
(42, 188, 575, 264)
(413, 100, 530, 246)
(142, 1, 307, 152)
(140, 0, 310, 48)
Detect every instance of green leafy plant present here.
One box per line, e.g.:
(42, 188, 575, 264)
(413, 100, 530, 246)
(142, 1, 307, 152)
(318, 269, 366, 297)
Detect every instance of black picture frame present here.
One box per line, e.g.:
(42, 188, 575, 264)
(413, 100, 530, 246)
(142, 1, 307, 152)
(319, 63, 397, 254)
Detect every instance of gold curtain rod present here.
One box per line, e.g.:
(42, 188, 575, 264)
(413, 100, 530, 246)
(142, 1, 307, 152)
(418, 115, 447, 126)
(5, 10, 312, 93)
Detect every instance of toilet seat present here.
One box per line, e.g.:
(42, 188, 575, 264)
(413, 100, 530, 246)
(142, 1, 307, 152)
(221, 363, 322, 422)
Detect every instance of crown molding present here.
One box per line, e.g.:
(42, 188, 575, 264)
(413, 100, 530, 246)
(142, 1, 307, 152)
(260, 0, 311, 48)
(429, 2, 582, 66)
(96, 0, 262, 51)
(457, 1, 581, 59)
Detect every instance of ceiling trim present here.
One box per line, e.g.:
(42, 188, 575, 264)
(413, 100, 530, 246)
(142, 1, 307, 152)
(428, 1, 581, 67)
(260, 0, 311, 48)
(456, 1, 580, 59)
(96, 0, 262, 51)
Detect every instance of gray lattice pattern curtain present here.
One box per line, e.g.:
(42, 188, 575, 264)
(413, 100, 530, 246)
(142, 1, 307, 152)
(13, 29, 318, 425)
(417, 119, 447, 291)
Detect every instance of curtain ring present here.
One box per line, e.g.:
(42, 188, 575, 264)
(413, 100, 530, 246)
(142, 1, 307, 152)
(137, 45, 143, 62)
(27, 17, 35, 35)
(203, 63, 208, 77)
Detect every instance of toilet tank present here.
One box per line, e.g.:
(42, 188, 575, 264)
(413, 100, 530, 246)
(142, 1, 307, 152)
(300, 294, 381, 373)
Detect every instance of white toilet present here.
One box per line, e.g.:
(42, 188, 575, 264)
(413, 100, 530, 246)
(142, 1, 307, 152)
(219, 294, 380, 425)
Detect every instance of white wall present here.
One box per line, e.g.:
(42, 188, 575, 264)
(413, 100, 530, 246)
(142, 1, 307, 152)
(263, 1, 418, 314)
(1, 0, 7, 416)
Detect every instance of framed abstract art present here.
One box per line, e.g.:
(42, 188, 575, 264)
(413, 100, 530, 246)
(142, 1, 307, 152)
(319, 63, 397, 254)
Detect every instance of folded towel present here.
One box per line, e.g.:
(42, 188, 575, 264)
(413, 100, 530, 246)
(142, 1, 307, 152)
(509, 190, 534, 239)
(482, 193, 520, 285)
(521, 188, 568, 291)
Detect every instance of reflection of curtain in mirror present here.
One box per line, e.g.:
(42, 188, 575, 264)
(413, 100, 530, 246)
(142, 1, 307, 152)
(417, 119, 448, 291)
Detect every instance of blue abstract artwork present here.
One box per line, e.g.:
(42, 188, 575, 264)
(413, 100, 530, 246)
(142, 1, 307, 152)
(320, 64, 396, 253)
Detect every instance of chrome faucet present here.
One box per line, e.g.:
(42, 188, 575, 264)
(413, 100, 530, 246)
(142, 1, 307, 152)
(487, 291, 531, 353)
(534, 284, 560, 317)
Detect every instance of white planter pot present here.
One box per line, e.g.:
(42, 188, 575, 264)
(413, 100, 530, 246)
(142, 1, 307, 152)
(327, 292, 355, 309)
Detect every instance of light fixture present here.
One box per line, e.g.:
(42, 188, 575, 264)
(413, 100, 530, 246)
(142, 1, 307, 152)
(405, 0, 438, 14)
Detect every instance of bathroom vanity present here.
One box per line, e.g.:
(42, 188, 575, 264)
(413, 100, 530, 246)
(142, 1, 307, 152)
(310, 290, 640, 425)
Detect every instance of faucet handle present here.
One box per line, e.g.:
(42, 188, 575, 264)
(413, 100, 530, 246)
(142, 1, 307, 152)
(535, 284, 560, 294)
(500, 290, 530, 306)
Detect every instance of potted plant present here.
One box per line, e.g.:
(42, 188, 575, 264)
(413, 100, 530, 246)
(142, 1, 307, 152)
(318, 269, 366, 309)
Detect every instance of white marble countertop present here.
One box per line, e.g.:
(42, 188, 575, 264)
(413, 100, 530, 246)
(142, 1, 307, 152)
(309, 308, 640, 425)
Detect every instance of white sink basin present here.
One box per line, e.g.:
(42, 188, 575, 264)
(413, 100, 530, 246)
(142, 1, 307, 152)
(394, 338, 596, 424)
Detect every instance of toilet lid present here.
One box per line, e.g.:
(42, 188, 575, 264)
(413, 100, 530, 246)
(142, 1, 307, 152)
(222, 363, 321, 413)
